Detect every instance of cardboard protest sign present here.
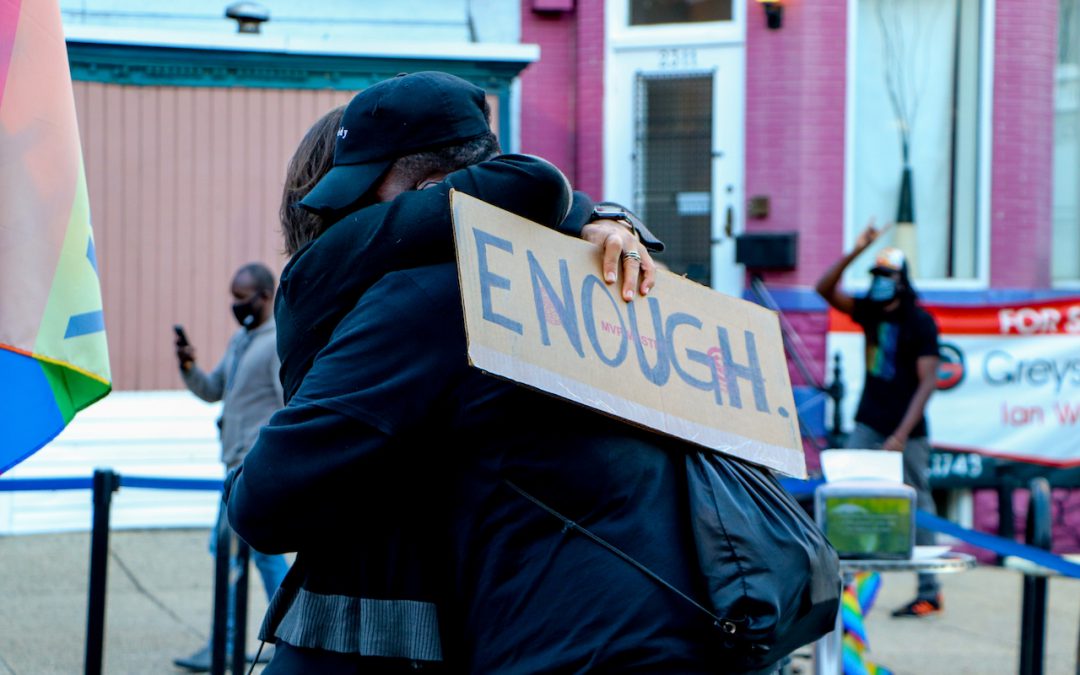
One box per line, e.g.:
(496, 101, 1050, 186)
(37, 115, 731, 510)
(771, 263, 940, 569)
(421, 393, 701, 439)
(451, 192, 805, 477)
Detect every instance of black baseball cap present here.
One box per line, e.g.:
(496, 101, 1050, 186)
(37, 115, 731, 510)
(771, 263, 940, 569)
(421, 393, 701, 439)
(299, 71, 491, 215)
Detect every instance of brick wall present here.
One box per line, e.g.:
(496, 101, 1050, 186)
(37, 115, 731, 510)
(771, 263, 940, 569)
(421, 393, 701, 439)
(573, 0, 603, 199)
(519, 0, 604, 199)
(990, 0, 1057, 288)
(783, 311, 830, 386)
(744, 0, 848, 291)
(744, 0, 849, 380)
(520, 3, 577, 184)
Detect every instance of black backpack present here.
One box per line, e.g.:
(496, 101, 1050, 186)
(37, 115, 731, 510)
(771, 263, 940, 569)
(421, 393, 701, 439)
(685, 451, 841, 671)
(505, 450, 840, 674)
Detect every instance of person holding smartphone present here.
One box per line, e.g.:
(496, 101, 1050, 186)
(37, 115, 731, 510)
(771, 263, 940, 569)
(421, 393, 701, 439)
(173, 262, 288, 672)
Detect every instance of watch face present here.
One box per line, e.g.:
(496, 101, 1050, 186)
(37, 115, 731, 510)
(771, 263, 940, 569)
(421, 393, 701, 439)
(593, 206, 626, 219)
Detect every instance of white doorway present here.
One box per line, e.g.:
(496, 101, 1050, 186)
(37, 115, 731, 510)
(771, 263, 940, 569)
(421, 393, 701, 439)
(605, 29, 745, 296)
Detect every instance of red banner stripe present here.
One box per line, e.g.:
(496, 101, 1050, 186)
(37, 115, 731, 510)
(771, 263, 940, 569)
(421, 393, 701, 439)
(829, 298, 1080, 337)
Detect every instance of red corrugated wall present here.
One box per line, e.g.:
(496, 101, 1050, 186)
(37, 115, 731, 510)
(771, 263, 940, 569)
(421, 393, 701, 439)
(73, 82, 353, 391)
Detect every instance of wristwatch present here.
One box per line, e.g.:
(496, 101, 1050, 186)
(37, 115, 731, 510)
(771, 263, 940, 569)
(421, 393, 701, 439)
(590, 202, 664, 253)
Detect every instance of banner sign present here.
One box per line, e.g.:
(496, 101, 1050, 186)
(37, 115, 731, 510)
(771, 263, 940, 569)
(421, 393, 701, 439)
(828, 298, 1080, 467)
(451, 192, 805, 477)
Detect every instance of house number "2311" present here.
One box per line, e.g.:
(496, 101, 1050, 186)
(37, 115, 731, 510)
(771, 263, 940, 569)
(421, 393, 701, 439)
(658, 48, 698, 69)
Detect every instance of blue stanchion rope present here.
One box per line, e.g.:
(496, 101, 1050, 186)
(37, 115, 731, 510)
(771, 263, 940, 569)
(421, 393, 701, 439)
(0, 477, 92, 491)
(0, 475, 222, 492)
(780, 477, 822, 496)
(916, 511, 1080, 579)
(5, 473, 1080, 578)
(120, 475, 223, 491)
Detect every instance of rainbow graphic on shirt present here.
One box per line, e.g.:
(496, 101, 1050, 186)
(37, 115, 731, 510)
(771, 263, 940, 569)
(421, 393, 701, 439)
(0, 0, 111, 474)
(866, 323, 898, 381)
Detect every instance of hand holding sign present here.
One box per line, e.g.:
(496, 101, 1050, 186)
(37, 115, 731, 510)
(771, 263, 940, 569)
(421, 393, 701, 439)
(580, 219, 656, 301)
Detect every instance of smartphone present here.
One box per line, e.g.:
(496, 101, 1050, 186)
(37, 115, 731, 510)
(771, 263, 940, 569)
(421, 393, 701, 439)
(173, 324, 190, 347)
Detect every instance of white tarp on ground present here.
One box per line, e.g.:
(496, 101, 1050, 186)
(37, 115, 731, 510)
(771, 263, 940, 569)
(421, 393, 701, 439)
(0, 391, 222, 535)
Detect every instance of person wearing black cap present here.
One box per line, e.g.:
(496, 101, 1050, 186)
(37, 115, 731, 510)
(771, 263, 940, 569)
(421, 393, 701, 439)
(225, 73, 723, 673)
(816, 221, 944, 618)
(272, 72, 663, 401)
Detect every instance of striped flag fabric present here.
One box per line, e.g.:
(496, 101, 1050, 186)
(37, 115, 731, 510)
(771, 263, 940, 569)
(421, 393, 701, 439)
(0, 0, 111, 474)
(841, 572, 892, 675)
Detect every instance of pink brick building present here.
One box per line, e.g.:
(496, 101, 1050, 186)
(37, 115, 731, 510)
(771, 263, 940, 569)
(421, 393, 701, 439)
(518, 0, 1080, 548)
(519, 0, 1068, 369)
(518, 0, 1072, 402)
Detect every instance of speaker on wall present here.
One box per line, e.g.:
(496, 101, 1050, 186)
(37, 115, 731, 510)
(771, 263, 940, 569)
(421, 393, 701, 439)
(735, 232, 798, 271)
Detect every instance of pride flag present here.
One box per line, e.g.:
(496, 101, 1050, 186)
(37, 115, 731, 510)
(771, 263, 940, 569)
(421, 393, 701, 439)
(0, 0, 110, 474)
(841, 572, 892, 675)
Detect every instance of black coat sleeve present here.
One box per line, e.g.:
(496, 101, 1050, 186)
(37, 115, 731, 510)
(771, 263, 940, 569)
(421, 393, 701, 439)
(228, 268, 467, 554)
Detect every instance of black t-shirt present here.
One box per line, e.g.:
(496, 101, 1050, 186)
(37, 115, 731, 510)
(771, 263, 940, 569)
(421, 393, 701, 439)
(851, 297, 940, 438)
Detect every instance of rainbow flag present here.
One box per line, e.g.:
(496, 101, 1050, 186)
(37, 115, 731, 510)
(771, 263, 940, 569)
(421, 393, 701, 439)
(0, 0, 110, 474)
(842, 572, 892, 675)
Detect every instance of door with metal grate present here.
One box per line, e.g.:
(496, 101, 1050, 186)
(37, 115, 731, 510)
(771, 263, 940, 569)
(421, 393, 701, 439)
(605, 40, 744, 297)
(635, 73, 713, 285)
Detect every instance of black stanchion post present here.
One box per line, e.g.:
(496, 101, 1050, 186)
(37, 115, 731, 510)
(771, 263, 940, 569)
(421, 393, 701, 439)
(827, 352, 845, 449)
(998, 478, 1016, 565)
(211, 511, 230, 675)
(1019, 477, 1051, 675)
(232, 538, 250, 675)
(1075, 613, 1080, 675)
(85, 468, 121, 675)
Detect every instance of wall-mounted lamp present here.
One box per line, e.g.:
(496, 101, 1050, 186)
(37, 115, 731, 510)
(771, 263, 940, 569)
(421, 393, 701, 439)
(225, 1, 270, 34)
(757, 0, 783, 30)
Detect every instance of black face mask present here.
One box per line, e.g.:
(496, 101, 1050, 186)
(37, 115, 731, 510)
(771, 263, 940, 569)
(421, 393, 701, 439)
(232, 298, 260, 328)
(867, 275, 898, 303)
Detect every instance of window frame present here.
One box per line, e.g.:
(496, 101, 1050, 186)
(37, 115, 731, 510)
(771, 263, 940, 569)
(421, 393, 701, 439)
(1051, 0, 1080, 287)
(607, 0, 744, 48)
(841, 0, 995, 291)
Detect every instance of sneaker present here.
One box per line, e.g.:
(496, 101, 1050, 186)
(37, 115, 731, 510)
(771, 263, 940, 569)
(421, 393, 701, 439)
(173, 644, 212, 672)
(891, 595, 942, 618)
(173, 644, 240, 672)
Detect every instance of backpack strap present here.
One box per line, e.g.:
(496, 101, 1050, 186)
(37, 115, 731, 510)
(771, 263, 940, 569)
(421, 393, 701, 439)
(503, 479, 742, 636)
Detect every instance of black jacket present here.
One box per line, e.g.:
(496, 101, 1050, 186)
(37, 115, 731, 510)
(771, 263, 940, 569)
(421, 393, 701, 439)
(229, 261, 720, 673)
(227, 154, 692, 672)
(226, 154, 576, 668)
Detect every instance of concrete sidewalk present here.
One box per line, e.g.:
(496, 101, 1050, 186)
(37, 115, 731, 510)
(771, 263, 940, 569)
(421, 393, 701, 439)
(1, 529, 1079, 674)
(0, 529, 275, 675)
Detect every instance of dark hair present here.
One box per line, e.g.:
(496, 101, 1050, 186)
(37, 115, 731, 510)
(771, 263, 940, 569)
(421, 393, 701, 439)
(236, 262, 276, 296)
(280, 105, 345, 256)
(390, 131, 501, 187)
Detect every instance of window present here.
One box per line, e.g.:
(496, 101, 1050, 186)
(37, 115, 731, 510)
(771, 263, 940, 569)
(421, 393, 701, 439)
(1053, 0, 1080, 281)
(629, 0, 732, 26)
(849, 0, 985, 282)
